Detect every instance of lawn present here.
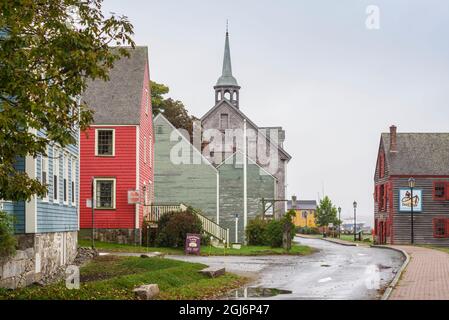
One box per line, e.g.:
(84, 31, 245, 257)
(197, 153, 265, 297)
(78, 239, 314, 256)
(0, 255, 247, 300)
(340, 234, 373, 244)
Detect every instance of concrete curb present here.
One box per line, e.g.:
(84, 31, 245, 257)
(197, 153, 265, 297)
(321, 238, 358, 247)
(370, 245, 410, 300)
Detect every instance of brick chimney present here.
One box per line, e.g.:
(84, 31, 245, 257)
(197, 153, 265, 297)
(390, 125, 397, 153)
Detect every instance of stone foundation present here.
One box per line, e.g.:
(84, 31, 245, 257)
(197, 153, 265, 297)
(0, 231, 78, 289)
(79, 228, 142, 245)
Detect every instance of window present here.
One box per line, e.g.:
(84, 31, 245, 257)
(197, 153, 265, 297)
(144, 137, 147, 163)
(63, 154, 68, 204)
(149, 137, 152, 167)
(433, 182, 447, 200)
(71, 158, 76, 206)
(379, 152, 385, 178)
(95, 178, 116, 209)
(156, 125, 163, 134)
(53, 148, 59, 201)
(379, 184, 385, 211)
(220, 114, 229, 129)
(433, 218, 449, 238)
(41, 152, 49, 202)
(145, 89, 149, 115)
(95, 129, 115, 156)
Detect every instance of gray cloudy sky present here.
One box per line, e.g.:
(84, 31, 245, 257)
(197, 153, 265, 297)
(103, 0, 449, 225)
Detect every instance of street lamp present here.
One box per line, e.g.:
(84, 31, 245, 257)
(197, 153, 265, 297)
(353, 201, 357, 241)
(338, 207, 342, 238)
(408, 177, 416, 244)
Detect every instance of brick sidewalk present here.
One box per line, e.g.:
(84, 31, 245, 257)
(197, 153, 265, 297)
(389, 246, 449, 300)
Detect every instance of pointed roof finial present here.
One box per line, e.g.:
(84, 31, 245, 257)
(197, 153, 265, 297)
(216, 21, 238, 87)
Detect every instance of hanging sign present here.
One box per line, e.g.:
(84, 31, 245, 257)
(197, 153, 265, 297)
(399, 188, 423, 212)
(128, 190, 140, 205)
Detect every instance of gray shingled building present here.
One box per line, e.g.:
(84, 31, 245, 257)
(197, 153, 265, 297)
(374, 125, 449, 245)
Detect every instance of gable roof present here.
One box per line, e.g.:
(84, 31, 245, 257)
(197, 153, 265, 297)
(201, 99, 292, 161)
(287, 200, 317, 210)
(381, 132, 449, 175)
(154, 113, 218, 173)
(82, 46, 148, 125)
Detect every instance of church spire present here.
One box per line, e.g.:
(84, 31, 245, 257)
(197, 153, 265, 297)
(215, 24, 240, 108)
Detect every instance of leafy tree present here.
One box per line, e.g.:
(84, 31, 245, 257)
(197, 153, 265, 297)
(0, 211, 16, 258)
(0, 0, 135, 202)
(281, 210, 296, 251)
(150, 81, 197, 138)
(315, 196, 339, 228)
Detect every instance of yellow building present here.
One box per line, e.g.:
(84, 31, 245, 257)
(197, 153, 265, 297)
(287, 199, 317, 228)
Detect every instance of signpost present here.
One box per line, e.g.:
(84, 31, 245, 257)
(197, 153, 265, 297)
(185, 233, 201, 255)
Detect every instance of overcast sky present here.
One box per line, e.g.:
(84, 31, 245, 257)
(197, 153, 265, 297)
(103, 0, 449, 225)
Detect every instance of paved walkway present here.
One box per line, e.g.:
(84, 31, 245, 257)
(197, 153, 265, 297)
(389, 246, 449, 300)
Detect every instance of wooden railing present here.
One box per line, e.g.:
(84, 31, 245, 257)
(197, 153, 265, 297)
(148, 203, 229, 245)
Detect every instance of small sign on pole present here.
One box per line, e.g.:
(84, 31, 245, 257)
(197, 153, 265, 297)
(128, 190, 140, 205)
(86, 199, 92, 208)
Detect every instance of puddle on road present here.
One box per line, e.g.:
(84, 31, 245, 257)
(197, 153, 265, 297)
(225, 287, 292, 299)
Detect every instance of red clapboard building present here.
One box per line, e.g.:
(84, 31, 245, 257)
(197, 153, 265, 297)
(374, 125, 449, 245)
(80, 47, 154, 244)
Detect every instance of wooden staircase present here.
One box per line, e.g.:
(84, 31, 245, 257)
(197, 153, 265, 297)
(148, 204, 230, 246)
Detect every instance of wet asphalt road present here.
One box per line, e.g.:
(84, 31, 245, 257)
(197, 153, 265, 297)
(168, 237, 405, 300)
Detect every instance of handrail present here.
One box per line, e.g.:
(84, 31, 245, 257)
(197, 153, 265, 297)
(148, 204, 229, 245)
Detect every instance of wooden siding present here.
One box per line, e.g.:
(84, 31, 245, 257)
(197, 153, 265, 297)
(153, 115, 218, 219)
(137, 61, 154, 228)
(80, 126, 137, 229)
(218, 153, 276, 243)
(391, 177, 449, 245)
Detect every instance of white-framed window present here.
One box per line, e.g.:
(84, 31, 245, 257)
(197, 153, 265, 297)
(149, 136, 152, 167)
(220, 113, 229, 129)
(144, 136, 147, 163)
(71, 157, 76, 206)
(94, 178, 116, 209)
(95, 129, 115, 156)
(53, 147, 59, 202)
(41, 151, 49, 202)
(145, 88, 149, 115)
(63, 153, 68, 205)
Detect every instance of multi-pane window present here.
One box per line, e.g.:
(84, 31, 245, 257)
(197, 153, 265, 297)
(220, 114, 229, 129)
(71, 158, 76, 206)
(95, 179, 115, 209)
(434, 182, 447, 200)
(63, 154, 68, 204)
(433, 218, 448, 238)
(145, 89, 149, 115)
(53, 148, 59, 201)
(41, 152, 49, 202)
(144, 137, 147, 163)
(96, 129, 114, 156)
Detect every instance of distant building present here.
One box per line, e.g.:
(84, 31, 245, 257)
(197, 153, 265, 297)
(200, 29, 291, 218)
(374, 125, 449, 245)
(153, 114, 276, 243)
(287, 200, 317, 228)
(80, 47, 154, 244)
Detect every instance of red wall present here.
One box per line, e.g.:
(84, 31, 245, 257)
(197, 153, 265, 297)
(138, 61, 154, 227)
(80, 126, 137, 229)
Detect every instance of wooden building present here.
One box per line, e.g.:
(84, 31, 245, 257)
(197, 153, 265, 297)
(374, 125, 449, 245)
(80, 47, 154, 244)
(287, 199, 317, 228)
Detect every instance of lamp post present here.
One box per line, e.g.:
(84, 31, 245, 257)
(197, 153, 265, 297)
(353, 201, 357, 241)
(338, 207, 342, 238)
(408, 177, 415, 244)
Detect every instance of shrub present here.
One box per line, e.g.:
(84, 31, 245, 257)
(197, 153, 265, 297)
(296, 226, 320, 235)
(265, 219, 284, 248)
(155, 207, 203, 248)
(246, 218, 268, 245)
(0, 211, 17, 258)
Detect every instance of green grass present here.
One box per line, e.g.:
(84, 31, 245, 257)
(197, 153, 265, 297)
(78, 239, 314, 256)
(0, 255, 247, 300)
(340, 234, 373, 244)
